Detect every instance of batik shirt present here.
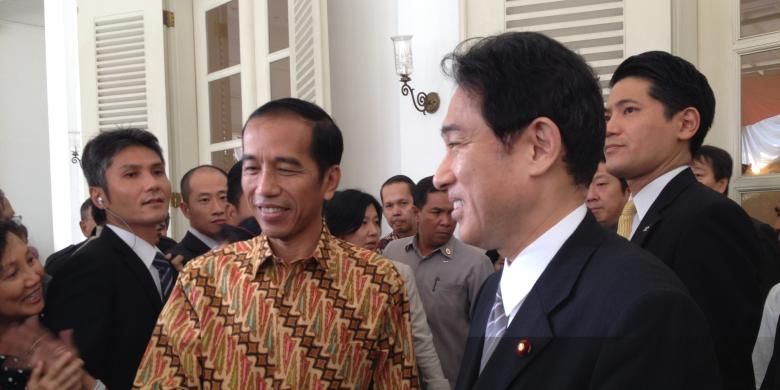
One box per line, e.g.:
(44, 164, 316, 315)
(377, 232, 400, 252)
(134, 227, 419, 389)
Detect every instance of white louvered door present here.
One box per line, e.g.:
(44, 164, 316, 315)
(505, 0, 625, 96)
(290, 0, 329, 108)
(77, 0, 169, 158)
(255, 0, 330, 109)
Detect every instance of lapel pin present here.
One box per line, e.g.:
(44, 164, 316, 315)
(516, 339, 532, 357)
(444, 248, 452, 256)
(643, 226, 650, 232)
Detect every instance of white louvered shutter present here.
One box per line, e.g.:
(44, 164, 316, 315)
(505, 0, 625, 96)
(77, 0, 169, 156)
(290, 0, 329, 108)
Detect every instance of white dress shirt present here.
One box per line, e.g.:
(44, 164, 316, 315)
(630, 166, 688, 237)
(754, 283, 780, 389)
(106, 224, 164, 295)
(499, 204, 587, 326)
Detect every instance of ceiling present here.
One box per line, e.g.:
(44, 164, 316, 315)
(0, 0, 44, 27)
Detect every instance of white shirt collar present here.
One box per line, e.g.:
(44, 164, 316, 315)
(499, 204, 587, 325)
(630, 166, 688, 236)
(106, 224, 160, 270)
(188, 227, 219, 249)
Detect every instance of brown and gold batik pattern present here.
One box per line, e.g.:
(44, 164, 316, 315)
(134, 228, 419, 389)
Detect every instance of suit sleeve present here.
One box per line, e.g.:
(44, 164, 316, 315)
(591, 288, 721, 389)
(673, 202, 762, 389)
(133, 276, 204, 389)
(42, 253, 114, 382)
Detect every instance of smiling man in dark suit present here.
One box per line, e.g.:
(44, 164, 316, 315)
(171, 165, 229, 264)
(43, 128, 175, 390)
(605, 51, 763, 390)
(434, 32, 719, 390)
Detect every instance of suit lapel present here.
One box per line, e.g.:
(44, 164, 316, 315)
(630, 169, 695, 247)
(101, 228, 163, 310)
(474, 214, 606, 389)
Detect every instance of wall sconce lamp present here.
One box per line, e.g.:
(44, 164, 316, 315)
(391, 35, 440, 115)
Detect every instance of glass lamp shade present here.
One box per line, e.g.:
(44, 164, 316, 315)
(391, 35, 414, 76)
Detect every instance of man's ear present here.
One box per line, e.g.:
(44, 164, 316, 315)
(180, 201, 192, 219)
(714, 178, 729, 195)
(89, 187, 106, 210)
(524, 117, 563, 177)
(677, 107, 700, 142)
(321, 165, 342, 200)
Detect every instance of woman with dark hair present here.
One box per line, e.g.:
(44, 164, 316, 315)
(0, 220, 101, 390)
(325, 189, 382, 252)
(325, 189, 450, 389)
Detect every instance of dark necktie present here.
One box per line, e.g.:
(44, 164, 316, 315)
(152, 252, 174, 300)
(481, 287, 508, 372)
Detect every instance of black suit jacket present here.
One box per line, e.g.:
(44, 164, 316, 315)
(630, 168, 762, 390)
(43, 227, 175, 390)
(170, 231, 211, 264)
(752, 218, 780, 300)
(44, 242, 81, 277)
(456, 214, 719, 389)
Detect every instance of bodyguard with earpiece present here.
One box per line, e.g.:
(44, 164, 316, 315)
(42, 128, 176, 390)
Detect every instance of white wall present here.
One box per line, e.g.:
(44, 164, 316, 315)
(397, 0, 459, 182)
(45, 0, 84, 250)
(327, 0, 401, 197)
(328, 0, 460, 235)
(0, 18, 54, 256)
(328, 0, 459, 191)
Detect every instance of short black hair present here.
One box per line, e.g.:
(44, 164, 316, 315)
(227, 160, 243, 208)
(694, 145, 733, 194)
(325, 189, 382, 237)
(241, 98, 343, 179)
(80, 198, 93, 221)
(380, 175, 415, 203)
(0, 219, 27, 266)
(610, 51, 715, 155)
(441, 32, 605, 186)
(413, 176, 445, 209)
(180, 165, 227, 203)
(81, 128, 165, 197)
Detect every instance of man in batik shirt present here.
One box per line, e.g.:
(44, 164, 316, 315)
(134, 98, 419, 389)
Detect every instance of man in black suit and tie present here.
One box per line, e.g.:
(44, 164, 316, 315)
(43, 128, 176, 390)
(605, 52, 763, 390)
(170, 165, 229, 264)
(434, 32, 719, 389)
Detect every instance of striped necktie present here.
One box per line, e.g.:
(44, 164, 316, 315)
(481, 287, 508, 372)
(616, 199, 636, 239)
(152, 252, 174, 300)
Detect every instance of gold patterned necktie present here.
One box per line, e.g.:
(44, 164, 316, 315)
(616, 199, 636, 239)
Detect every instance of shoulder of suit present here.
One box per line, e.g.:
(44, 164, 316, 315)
(382, 235, 414, 255)
(451, 238, 491, 261)
(592, 231, 686, 285)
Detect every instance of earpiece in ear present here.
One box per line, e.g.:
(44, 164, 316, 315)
(97, 197, 103, 205)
